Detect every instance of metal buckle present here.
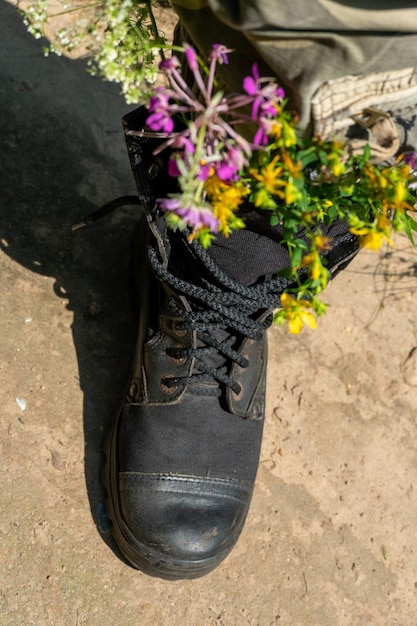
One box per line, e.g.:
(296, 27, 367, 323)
(352, 107, 391, 129)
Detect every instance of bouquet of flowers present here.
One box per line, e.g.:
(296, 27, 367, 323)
(22, 0, 417, 333)
(132, 41, 417, 332)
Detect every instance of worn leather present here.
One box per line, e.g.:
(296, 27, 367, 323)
(227, 329, 268, 420)
(118, 473, 251, 567)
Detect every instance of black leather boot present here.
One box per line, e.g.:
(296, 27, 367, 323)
(103, 221, 274, 578)
(102, 107, 359, 579)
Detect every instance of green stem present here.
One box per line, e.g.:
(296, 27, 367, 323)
(144, 0, 166, 60)
(179, 121, 208, 204)
(192, 123, 208, 202)
(48, 2, 104, 18)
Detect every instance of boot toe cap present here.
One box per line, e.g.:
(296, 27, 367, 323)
(116, 472, 252, 579)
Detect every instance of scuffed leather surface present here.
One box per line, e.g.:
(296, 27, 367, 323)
(227, 333, 267, 420)
(119, 473, 251, 561)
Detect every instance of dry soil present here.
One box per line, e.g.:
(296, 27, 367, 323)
(1, 2, 417, 625)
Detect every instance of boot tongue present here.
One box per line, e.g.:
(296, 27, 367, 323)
(167, 209, 289, 288)
(206, 216, 290, 287)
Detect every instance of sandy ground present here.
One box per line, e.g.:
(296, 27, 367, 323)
(2, 2, 417, 624)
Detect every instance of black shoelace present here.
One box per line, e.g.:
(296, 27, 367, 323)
(148, 238, 288, 397)
(72, 197, 288, 396)
(71, 196, 141, 231)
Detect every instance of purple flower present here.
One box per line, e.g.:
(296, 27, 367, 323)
(177, 206, 219, 232)
(210, 43, 231, 65)
(253, 124, 269, 147)
(201, 211, 220, 231)
(172, 135, 195, 154)
(168, 158, 181, 177)
(144, 45, 290, 240)
(197, 163, 211, 181)
(276, 86, 286, 100)
(184, 45, 198, 71)
(215, 162, 235, 181)
(243, 63, 260, 97)
(227, 146, 247, 172)
(159, 57, 180, 72)
(404, 151, 417, 170)
(158, 196, 219, 232)
(147, 88, 174, 133)
(158, 197, 182, 212)
(243, 63, 285, 122)
(242, 62, 287, 145)
(146, 112, 174, 133)
(148, 87, 170, 111)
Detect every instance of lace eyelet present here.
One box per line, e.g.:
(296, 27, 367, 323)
(172, 318, 187, 337)
(170, 355, 187, 366)
(168, 345, 188, 366)
(160, 375, 179, 394)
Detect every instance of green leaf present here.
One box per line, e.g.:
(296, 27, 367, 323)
(299, 152, 319, 169)
(403, 215, 417, 247)
(293, 238, 309, 251)
(275, 267, 295, 278)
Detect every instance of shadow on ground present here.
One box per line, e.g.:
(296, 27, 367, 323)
(0, 0, 140, 560)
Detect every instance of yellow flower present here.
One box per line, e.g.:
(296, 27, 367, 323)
(217, 185, 246, 211)
(301, 211, 315, 224)
(281, 152, 302, 178)
(284, 179, 302, 204)
(282, 120, 297, 148)
(249, 156, 285, 195)
(359, 231, 388, 250)
(311, 234, 331, 253)
(253, 187, 277, 209)
(300, 249, 330, 288)
(365, 164, 388, 188)
(279, 293, 317, 334)
(269, 120, 283, 141)
(352, 228, 392, 250)
(327, 143, 346, 178)
(394, 180, 406, 204)
(205, 175, 249, 235)
(377, 215, 391, 236)
(301, 253, 322, 281)
(349, 225, 369, 236)
(330, 158, 345, 178)
(204, 171, 224, 197)
(249, 152, 304, 206)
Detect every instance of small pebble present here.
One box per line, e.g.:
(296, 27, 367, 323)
(16, 398, 26, 411)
